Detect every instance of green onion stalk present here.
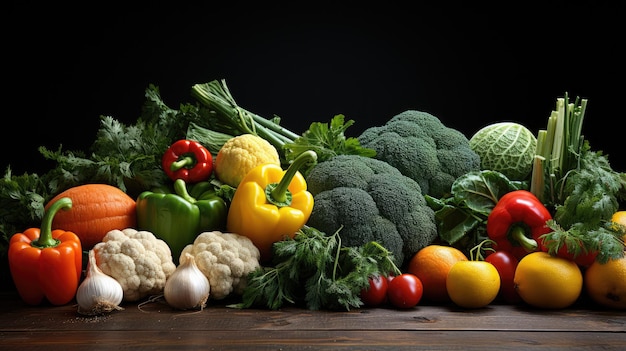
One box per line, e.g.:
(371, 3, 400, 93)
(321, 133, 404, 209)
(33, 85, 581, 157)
(190, 79, 301, 164)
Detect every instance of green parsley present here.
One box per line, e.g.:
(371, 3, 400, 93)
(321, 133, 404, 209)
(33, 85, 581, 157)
(232, 225, 401, 311)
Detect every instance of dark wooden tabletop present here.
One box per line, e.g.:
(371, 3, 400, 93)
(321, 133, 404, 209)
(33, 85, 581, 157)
(1, 291, 624, 350)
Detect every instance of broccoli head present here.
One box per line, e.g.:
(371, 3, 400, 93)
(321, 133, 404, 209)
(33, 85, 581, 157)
(306, 154, 438, 266)
(358, 110, 481, 198)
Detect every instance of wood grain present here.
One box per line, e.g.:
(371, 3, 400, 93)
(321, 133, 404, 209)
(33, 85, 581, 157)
(1, 292, 624, 350)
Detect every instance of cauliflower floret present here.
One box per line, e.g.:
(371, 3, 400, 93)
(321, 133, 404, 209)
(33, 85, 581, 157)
(93, 228, 176, 302)
(180, 231, 261, 300)
(214, 134, 280, 187)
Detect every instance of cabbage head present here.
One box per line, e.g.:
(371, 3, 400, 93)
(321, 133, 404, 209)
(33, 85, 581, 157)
(469, 122, 537, 181)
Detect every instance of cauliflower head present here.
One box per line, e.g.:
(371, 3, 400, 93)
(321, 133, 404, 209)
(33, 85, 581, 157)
(214, 134, 280, 187)
(180, 230, 261, 300)
(93, 228, 176, 302)
(358, 110, 481, 198)
(306, 154, 438, 266)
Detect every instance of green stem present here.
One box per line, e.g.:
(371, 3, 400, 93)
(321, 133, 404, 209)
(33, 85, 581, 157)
(267, 150, 317, 205)
(191, 80, 300, 158)
(331, 229, 342, 281)
(509, 226, 538, 252)
(170, 156, 194, 171)
(174, 179, 196, 204)
(252, 114, 300, 141)
(32, 197, 72, 249)
(370, 241, 402, 275)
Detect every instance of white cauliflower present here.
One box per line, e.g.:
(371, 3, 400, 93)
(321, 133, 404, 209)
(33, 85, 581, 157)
(93, 228, 176, 302)
(180, 231, 261, 300)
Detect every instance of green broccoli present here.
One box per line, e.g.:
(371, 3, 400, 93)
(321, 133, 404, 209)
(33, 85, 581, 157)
(305, 154, 438, 266)
(358, 110, 481, 198)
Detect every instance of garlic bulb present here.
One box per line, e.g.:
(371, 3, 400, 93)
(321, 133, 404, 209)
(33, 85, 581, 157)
(76, 250, 124, 315)
(164, 252, 210, 310)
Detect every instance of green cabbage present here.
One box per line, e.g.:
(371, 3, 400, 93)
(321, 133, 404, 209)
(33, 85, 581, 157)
(469, 122, 537, 181)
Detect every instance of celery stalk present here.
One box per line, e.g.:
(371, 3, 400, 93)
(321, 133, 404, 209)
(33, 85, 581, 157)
(529, 93, 588, 206)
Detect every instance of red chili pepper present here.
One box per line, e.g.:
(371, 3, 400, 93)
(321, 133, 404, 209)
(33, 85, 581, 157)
(486, 190, 552, 260)
(8, 197, 83, 306)
(162, 139, 213, 184)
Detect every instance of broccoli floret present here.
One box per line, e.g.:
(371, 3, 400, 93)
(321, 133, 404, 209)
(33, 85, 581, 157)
(306, 154, 438, 266)
(358, 110, 481, 198)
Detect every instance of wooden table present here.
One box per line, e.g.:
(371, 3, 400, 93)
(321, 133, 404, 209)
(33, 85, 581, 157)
(1, 291, 624, 350)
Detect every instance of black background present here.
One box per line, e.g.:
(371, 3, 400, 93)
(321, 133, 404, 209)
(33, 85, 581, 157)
(3, 2, 625, 174)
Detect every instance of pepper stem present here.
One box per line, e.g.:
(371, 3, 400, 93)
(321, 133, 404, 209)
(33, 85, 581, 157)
(267, 150, 317, 206)
(509, 226, 538, 252)
(32, 197, 72, 249)
(170, 155, 195, 171)
(174, 179, 197, 204)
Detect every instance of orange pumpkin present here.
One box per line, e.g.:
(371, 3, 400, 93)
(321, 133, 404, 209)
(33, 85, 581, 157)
(44, 184, 137, 249)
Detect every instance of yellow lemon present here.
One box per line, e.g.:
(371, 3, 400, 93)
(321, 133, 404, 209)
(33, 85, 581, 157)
(610, 211, 626, 243)
(446, 261, 500, 308)
(408, 245, 468, 302)
(584, 255, 626, 309)
(514, 252, 582, 309)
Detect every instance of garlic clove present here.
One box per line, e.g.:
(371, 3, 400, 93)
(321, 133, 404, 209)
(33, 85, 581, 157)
(164, 252, 210, 310)
(76, 249, 124, 315)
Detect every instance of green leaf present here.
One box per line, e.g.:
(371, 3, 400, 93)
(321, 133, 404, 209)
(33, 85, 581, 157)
(450, 170, 521, 216)
(434, 205, 482, 245)
(283, 114, 376, 172)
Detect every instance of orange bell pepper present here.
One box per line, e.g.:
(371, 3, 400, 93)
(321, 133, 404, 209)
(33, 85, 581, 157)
(227, 150, 317, 262)
(8, 197, 83, 306)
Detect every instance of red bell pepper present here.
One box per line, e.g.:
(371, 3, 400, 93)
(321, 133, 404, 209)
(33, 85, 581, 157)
(486, 190, 552, 260)
(8, 197, 83, 306)
(162, 139, 213, 184)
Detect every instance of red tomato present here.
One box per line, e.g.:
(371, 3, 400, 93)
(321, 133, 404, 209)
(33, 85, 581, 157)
(387, 273, 423, 309)
(485, 251, 521, 303)
(360, 275, 388, 307)
(553, 245, 598, 268)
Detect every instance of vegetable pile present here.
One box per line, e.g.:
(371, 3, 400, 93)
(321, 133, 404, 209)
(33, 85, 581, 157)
(1, 80, 625, 314)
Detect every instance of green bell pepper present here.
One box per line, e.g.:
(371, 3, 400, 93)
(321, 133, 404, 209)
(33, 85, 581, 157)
(136, 179, 228, 263)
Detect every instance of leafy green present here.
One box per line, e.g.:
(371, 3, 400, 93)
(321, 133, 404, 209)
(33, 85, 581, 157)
(542, 220, 625, 264)
(190, 80, 298, 159)
(540, 147, 625, 263)
(425, 170, 524, 255)
(0, 84, 200, 249)
(232, 225, 401, 311)
(530, 94, 625, 262)
(284, 115, 376, 165)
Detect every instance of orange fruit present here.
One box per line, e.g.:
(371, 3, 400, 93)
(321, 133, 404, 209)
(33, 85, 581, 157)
(447, 261, 501, 308)
(584, 255, 626, 309)
(514, 252, 582, 309)
(407, 245, 468, 302)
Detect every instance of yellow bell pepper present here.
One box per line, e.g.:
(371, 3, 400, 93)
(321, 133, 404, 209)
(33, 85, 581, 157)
(227, 150, 317, 262)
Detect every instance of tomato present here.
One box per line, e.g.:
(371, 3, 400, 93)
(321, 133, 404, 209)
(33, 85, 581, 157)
(485, 251, 521, 303)
(386, 273, 423, 309)
(553, 245, 598, 268)
(360, 275, 388, 307)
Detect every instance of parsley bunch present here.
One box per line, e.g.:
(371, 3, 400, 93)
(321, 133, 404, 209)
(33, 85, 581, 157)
(234, 225, 401, 311)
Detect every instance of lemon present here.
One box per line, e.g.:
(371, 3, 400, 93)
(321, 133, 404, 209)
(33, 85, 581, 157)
(514, 252, 582, 309)
(610, 211, 626, 243)
(408, 245, 468, 302)
(446, 260, 500, 308)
